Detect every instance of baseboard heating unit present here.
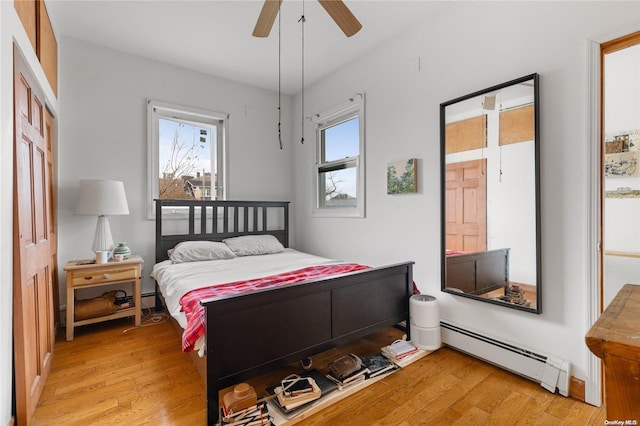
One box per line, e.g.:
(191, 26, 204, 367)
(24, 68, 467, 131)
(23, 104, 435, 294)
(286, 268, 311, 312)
(440, 321, 570, 396)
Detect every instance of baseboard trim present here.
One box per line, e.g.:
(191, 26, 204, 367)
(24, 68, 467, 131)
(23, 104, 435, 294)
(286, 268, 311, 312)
(570, 376, 586, 402)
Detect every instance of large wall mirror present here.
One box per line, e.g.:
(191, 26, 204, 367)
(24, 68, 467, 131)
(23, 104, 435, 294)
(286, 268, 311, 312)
(440, 74, 541, 313)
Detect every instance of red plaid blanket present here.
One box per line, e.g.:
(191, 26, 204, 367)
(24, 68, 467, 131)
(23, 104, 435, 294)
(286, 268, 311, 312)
(178, 263, 370, 352)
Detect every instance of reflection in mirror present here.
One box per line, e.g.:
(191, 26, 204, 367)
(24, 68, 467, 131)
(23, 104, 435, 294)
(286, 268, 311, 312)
(440, 74, 541, 313)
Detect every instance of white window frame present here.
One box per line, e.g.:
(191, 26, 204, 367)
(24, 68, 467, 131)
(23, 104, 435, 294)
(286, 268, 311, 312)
(147, 99, 228, 219)
(313, 94, 365, 218)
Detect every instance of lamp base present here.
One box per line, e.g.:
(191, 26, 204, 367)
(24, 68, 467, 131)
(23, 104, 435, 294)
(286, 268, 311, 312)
(92, 215, 114, 253)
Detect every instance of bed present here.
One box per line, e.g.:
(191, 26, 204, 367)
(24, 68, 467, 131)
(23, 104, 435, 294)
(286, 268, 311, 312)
(445, 248, 510, 295)
(153, 199, 415, 425)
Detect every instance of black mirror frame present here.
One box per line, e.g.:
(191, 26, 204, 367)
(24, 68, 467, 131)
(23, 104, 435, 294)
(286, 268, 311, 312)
(440, 73, 541, 314)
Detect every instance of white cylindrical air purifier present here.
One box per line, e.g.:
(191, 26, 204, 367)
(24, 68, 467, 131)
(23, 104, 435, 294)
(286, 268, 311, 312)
(409, 294, 441, 350)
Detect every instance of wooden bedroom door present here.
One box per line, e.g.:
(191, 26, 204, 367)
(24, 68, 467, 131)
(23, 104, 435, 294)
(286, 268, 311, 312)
(13, 44, 55, 425)
(445, 159, 487, 252)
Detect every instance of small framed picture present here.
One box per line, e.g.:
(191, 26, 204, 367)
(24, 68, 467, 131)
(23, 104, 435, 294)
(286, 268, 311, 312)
(387, 158, 417, 194)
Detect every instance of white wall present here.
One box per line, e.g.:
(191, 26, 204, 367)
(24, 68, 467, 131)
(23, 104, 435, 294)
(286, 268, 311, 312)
(290, 0, 640, 401)
(57, 37, 295, 302)
(0, 7, 14, 424)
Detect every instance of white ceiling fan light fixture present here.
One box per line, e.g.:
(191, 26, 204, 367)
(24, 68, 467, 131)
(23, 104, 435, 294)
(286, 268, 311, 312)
(253, 0, 362, 38)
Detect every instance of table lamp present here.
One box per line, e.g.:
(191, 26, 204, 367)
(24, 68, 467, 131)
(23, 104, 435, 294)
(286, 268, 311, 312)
(75, 179, 130, 253)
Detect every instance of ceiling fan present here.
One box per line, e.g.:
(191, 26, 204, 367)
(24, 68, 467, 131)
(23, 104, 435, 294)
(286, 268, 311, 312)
(252, 0, 363, 38)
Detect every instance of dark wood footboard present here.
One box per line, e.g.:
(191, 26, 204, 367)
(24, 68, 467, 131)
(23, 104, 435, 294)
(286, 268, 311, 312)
(203, 261, 414, 425)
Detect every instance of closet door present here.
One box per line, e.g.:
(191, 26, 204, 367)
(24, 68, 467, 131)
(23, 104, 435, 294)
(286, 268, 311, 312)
(13, 44, 55, 425)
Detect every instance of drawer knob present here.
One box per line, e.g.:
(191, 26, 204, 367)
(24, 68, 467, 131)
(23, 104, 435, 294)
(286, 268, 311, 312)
(84, 276, 92, 280)
(103, 273, 110, 279)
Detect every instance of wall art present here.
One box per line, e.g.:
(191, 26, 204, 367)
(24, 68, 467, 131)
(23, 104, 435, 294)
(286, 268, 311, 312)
(387, 158, 417, 194)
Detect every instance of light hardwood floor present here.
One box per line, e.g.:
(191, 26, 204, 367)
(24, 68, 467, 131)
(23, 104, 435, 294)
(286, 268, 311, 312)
(33, 313, 606, 425)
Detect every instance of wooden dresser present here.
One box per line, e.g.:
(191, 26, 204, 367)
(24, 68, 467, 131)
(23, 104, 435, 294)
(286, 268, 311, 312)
(586, 283, 640, 421)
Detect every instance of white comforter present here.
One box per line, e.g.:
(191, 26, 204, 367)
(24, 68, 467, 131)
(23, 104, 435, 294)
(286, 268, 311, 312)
(151, 248, 340, 331)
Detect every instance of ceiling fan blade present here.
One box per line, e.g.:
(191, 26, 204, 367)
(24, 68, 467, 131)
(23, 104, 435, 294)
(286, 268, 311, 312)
(317, 0, 362, 37)
(253, 0, 283, 38)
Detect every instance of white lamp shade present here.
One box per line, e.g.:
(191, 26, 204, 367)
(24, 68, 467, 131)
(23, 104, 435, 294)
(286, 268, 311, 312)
(75, 180, 129, 216)
(75, 179, 129, 253)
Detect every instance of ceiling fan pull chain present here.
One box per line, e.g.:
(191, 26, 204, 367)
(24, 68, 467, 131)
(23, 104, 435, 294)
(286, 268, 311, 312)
(277, 3, 283, 149)
(299, 1, 305, 144)
(499, 99, 504, 182)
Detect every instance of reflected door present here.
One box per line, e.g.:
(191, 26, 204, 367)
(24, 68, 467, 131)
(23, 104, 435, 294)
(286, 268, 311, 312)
(445, 159, 487, 252)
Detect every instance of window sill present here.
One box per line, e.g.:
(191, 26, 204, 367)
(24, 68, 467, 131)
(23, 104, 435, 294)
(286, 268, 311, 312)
(312, 207, 365, 218)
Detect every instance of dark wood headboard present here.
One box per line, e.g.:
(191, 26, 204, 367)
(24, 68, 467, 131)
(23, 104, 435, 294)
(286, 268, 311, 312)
(154, 199, 290, 263)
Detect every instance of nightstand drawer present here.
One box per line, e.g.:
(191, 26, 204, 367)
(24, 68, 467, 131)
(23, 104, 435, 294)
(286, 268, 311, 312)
(70, 267, 137, 286)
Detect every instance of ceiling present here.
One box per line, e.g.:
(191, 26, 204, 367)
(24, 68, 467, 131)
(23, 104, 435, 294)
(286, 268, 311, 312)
(45, 0, 439, 95)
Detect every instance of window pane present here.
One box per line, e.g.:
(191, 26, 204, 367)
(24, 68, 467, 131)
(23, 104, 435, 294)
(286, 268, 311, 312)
(158, 118, 216, 200)
(319, 166, 357, 208)
(322, 117, 359, 162)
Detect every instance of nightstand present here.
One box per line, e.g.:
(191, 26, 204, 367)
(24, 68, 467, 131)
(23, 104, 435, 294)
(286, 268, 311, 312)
(64, 255, 143, 341)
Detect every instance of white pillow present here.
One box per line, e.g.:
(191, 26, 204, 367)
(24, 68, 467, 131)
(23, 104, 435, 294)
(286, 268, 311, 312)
(168, 241, 236, 263)
(223, 235, 285, 256)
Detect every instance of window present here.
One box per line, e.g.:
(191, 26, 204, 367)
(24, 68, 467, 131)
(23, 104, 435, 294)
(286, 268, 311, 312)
(147, 100, 227, 218)
(314, 95, 365, 217)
